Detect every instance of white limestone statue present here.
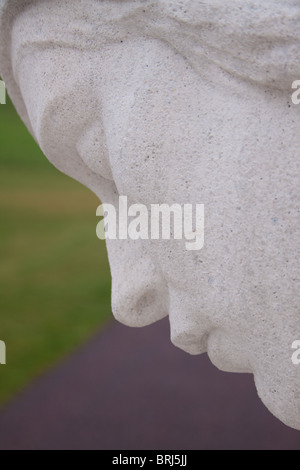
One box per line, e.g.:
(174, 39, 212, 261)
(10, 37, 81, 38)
(0, 0, 299, 431)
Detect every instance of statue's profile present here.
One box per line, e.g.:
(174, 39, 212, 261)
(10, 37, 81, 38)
(0, 0, 299, 430)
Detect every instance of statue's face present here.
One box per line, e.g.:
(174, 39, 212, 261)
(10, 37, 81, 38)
(6, 0, 300, 429)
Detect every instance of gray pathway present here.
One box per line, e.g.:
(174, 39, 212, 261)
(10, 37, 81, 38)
(0, 318, 299, 450)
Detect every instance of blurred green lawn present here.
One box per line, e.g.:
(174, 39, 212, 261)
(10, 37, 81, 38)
(0, 95, 111, 406)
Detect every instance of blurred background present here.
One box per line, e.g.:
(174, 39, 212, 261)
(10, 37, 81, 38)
(0, 92, 111, 406)
(0, 86, 299, 450)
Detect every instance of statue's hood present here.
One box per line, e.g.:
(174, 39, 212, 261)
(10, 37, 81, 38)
(1, 0, 299, 136)
(0, 1, 36, 134)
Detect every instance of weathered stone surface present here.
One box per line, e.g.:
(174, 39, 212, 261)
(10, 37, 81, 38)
(0, 0, 299, 430)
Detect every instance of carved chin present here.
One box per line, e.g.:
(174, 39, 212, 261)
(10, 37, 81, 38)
(254, 372, 300, 432)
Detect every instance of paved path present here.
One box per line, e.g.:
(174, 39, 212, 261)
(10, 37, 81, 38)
(0, 318, 299, 450)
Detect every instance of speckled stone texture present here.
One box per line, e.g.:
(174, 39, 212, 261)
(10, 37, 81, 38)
(0, 0, 299, 431)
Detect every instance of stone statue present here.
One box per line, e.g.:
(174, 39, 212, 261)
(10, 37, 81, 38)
(0, 0, 299, 431)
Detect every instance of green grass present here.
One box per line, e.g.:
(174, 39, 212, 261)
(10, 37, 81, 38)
(0, 96, 112, 406)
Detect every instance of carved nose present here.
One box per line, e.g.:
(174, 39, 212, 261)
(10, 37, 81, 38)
(112, 283, 167, 328)
(110, 242, 168, 327)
